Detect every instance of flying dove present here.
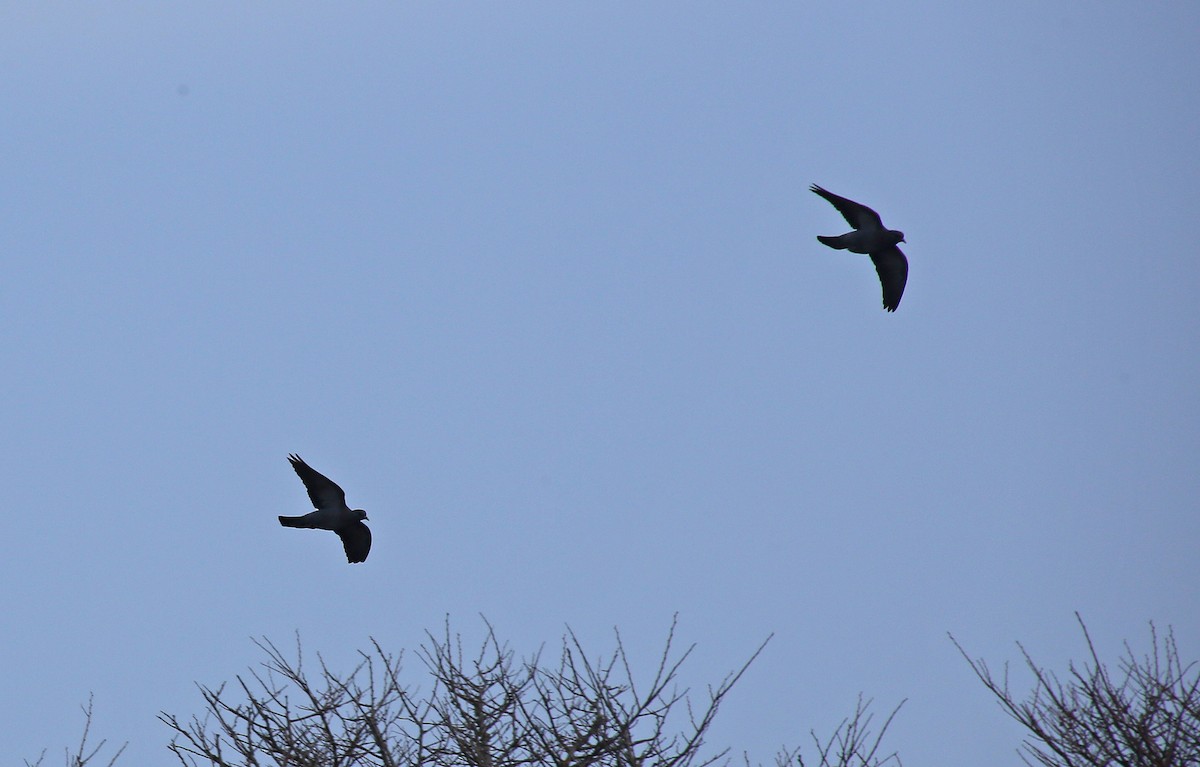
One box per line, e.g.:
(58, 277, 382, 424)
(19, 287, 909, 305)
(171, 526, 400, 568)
(811, 184, 908, 311)
(279, 454, 371, 563)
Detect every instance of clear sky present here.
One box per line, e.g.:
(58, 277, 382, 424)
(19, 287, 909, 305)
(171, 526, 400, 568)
(3, 4, 1197, 766)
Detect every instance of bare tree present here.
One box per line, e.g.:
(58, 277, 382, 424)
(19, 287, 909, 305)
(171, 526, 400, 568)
(771, 696, 904, 767)
(34, 620, 906, 767)
(158, 617, 769, 767)
(25, 694, 127, 767)
(952, 614, 1200, 767)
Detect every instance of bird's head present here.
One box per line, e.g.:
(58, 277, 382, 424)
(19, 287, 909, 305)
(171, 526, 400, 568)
(352, 509, 369, 521)
(890, 230, 906, 245)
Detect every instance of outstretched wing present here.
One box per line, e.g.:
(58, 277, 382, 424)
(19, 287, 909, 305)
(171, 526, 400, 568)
(337, 521, 372, 563)
(810, 184, 884, 231)
(288, 454, 347, 511)
(870, 246, 908, 312)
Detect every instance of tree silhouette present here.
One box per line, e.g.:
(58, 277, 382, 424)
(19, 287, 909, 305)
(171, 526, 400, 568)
(953, 614, 1200, 767)
(157, 618, 768, 767)
(774, 695, 904, 767)
(24, 694, 127, 767)
(31, 619, 905, 767)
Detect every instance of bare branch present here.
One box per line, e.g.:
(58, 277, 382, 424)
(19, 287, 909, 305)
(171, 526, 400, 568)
(24, 695, 128, 767)
(952, 614, 1200, 767)
(156, 618, 767, 767)
(776, 695, 904, 767)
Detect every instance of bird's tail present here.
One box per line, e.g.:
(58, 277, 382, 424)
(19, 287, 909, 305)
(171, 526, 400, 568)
(279, 515, 313, 528)
(817, 235, 848, 250)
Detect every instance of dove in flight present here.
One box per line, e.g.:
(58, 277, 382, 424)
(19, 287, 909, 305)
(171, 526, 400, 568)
(810, 184, 908, 312)
(278, 454, 371, 563)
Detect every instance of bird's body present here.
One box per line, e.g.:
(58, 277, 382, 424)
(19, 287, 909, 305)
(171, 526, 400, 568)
(279, 454, 371, 563)
(816, 229, 899, 256)
(278, 507, 353, 531)
(810, 184, 908, 311)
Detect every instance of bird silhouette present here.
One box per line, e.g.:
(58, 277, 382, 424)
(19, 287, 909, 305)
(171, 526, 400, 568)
(278, 454, 371, 563)
(811, 184, 908, 311)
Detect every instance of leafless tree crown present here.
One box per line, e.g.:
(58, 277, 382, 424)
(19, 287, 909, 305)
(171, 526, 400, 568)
(157, 618, 768, 767)
(771, 695, 904, 767)
(952, 613, 1200, 767)
(24, 694, 127, 767)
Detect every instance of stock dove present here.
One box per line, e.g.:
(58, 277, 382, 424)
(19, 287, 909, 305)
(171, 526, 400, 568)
(278, 454, 371, 563)
(811, 184, 908, 312)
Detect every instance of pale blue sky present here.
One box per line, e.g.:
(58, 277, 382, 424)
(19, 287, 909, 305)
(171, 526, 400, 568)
(3, 4, 1198, 766)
